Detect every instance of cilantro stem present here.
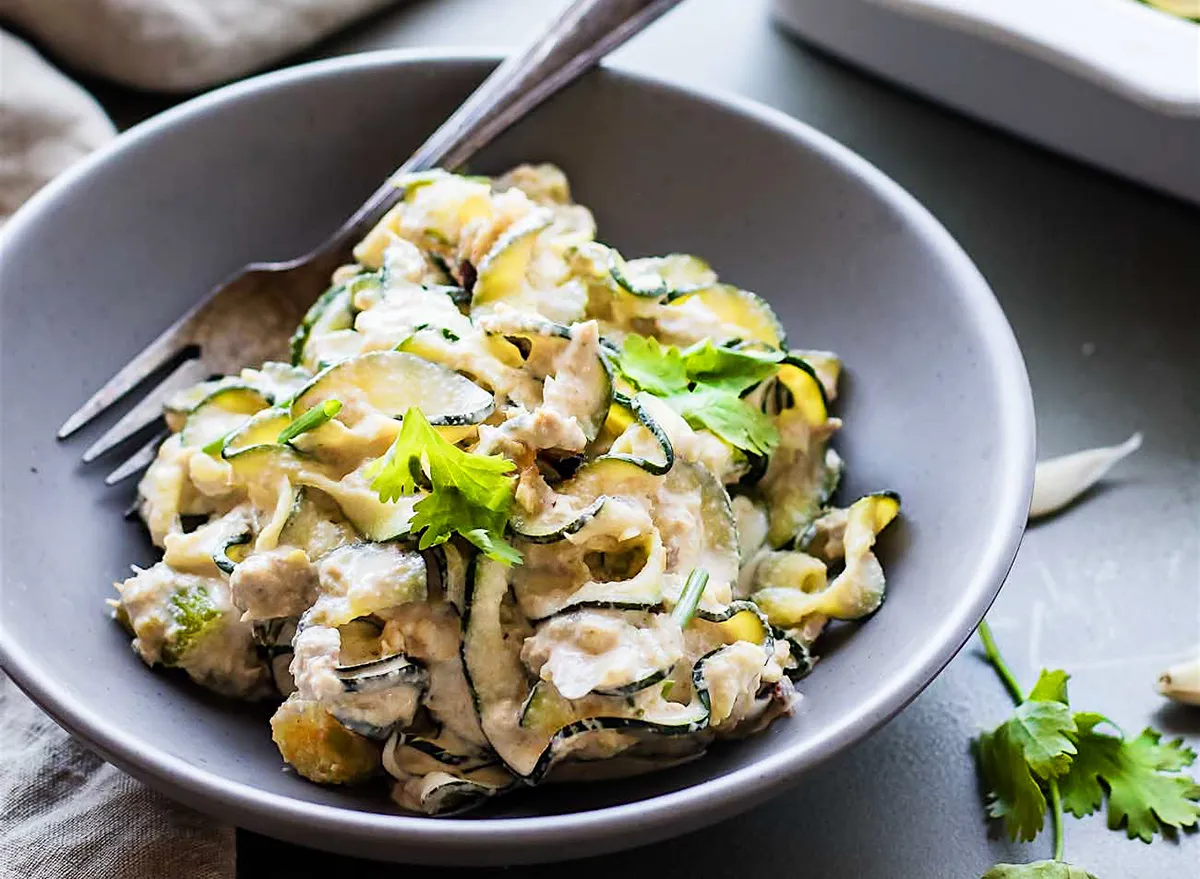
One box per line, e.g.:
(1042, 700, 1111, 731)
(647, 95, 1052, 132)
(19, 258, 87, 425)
(1049, 779, 1065, 861)
(977, 619, 1025, 703)
(977, 618, 1067, 863)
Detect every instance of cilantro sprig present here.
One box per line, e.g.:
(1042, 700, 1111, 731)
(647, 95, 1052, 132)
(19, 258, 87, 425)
(616, 335, 783, 455)
(371, 406, 521, 565)
(975, 620, 1200, 877)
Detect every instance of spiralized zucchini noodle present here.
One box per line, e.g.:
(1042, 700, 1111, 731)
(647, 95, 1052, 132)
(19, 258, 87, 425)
(113, 164, 900, 814)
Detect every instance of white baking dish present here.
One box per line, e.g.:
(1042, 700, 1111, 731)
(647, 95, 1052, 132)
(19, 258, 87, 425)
(773, 0, 1200, 204)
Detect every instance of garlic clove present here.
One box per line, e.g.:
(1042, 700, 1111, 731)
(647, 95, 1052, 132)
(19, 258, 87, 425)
(1157, 655, 1200, 706)
(1029, 433, 1142, 520)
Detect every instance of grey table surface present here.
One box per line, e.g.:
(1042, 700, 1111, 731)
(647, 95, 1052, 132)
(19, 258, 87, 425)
(65, 0, 1200, 875)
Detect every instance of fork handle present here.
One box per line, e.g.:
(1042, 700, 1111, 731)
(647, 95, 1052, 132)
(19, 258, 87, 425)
(331, 0, 684, 250)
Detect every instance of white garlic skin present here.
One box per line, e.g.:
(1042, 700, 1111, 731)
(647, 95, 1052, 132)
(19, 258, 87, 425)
(1157, 656, 1200, 706)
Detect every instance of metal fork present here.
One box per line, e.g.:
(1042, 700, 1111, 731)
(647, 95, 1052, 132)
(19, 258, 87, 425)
(60, 0, 684, 485)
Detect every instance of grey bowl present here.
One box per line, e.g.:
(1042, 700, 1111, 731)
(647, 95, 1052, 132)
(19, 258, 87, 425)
(0, 51, 1034, 865)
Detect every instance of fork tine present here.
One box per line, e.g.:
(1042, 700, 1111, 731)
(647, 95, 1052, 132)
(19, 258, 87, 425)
(58, 326, 189, 439)
(82, 359, 208, 463)
(105, 429, 169, 485)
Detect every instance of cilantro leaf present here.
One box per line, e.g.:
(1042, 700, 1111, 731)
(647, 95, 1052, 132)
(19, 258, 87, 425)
(1059, 713, 1200, 842)
(372, 407, 521, 564)
(667, 388, 780, 456)
(1027, 669, 1071, 705)
(680, 340, 782, 393)
(462, 528, 523, 566)
(977, 698, 1077, 842)
(619, 335, 688, 395)
(615, 335, 783, 456)
(982, 861, 1098, 879)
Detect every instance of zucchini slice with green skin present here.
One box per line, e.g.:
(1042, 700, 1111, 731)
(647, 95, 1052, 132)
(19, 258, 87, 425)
(1139, 1, 1200, 23)
(789, 349, 841, 401)
(331, 706, 420, 739)
(252, 616, 299, 696)
(512, 526, 666, 621)
(662, 284, 786, 348)
(602, 392, 675, 475)
(436, 542, 469, 613)
(592, 667, 673, 698)
(508, 432, 667, 543)
(251, 616, 298, 653)
(518, 680, 707, 733)
(277, 486, 358, 561)
(523, 608, 685, 699)
(179, 385, 271, 449)
(335, 654, 428, 695)
(412, 772, 510, 817)
(387, 731, 483, 769)
(383, 728, 514, 815)
(609, 252, 717, 299)
(293, 271, 382, 367)
(765, 356, 829, 426)
(382, 724, 503, 777)
(478, 311, 573, 349)
(749, 549, 828, 595)
(771, 627, 816, 680)
(212, 531, 252, 575)
(290, 282, 360, 368)
(510, 496, 607, 544)
(291, 350, 494, 427)
(164, 364, 309, 432)
(695, 600, 775, 651)
(326, 653, 429, 742)
(470, 209, 554, 310)
(480, 314, 613, 442)
(296, 462, 421, 544)
(307, 330, 368, 371)
(462, 557, 543, 777)
(223, 444, 313, 499)
(219, 407, 292, 457)
(464, 558, 712, 783)
(396, 769, 512, 817)
(795, 490, 899, 560)
(753, 492, 901, 626)
(689, 642, 772, 728)
(661, 462, 741, 613)
(762, 441, 843, 549)
(164, 379, 229, 428)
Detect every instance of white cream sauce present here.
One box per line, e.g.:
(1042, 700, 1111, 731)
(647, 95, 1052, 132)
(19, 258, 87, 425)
(521, 610, 683, 699)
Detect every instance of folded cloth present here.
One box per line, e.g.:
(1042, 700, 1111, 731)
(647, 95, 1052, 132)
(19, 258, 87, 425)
(0, 674, 236, 879)
(0, 0, 398, 92)
(0, 31, 233, 879)
(0, 30, 116, 223)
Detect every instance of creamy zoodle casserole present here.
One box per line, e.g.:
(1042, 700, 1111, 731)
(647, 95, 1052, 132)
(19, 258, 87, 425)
(114, 164, 901, 815)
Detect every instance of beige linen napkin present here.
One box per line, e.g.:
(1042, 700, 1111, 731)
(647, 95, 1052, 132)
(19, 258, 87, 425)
(0, 0, 396, 91)
(0, 30, 115, 222)
(0, 675, 237, 879)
